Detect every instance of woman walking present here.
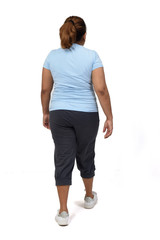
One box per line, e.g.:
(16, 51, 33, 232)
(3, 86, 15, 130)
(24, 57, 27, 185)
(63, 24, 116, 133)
(41, 16, 113, 226)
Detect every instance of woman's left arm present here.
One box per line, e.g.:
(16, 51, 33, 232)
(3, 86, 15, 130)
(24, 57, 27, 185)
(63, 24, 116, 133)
(41, 67, 54, 129)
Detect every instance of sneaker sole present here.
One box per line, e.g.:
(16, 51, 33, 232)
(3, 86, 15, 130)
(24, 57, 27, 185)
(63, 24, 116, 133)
(55, 216, 69, 226)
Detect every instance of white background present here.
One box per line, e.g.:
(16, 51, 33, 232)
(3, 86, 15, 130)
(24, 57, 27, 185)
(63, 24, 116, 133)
(0, 0, 160, 239)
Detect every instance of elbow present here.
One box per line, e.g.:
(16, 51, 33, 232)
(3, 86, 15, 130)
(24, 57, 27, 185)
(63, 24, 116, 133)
(96, 87, 108, 97)
(96, 90, 106, 96)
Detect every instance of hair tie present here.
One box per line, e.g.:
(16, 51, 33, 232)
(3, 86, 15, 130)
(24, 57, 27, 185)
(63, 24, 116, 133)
(69, 19, 75, 26)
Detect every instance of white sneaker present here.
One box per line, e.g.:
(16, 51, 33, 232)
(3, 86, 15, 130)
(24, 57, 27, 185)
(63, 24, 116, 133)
(84, 191, 98, 209)
(55, 210, 69, 226)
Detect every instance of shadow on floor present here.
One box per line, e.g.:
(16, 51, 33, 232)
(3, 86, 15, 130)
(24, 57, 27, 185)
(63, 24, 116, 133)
(69, 200, 84, 222)
(74, 200, 84, 208)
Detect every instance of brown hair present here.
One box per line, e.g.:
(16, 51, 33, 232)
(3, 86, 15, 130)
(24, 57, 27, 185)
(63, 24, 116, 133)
(59, 16, 86, 49)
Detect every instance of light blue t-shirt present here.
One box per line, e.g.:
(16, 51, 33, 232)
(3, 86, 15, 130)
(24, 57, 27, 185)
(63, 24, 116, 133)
(43, 43, 103, 112)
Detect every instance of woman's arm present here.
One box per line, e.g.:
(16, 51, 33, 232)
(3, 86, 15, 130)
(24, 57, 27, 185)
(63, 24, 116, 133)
(91, 67, 113, 138)
(41, 67, 54, 129)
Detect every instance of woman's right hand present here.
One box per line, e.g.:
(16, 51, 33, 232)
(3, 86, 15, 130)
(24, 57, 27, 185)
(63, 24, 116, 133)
(103, 118, 113, 139)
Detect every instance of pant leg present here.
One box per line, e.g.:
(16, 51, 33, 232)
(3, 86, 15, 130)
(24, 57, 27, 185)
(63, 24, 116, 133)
(49, 110, 77, 186)
(72, 111, 100, 178)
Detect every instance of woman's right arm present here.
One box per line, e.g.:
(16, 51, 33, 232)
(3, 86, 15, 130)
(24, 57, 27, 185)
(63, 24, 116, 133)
(91, 67, 113, 138)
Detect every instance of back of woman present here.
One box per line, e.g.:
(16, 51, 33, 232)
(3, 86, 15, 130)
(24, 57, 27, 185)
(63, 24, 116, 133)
(41, 15, 113, 226)
(43, 37, 103, 112)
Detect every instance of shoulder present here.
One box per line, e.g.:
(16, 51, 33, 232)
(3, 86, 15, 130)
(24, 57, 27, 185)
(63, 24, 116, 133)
(84, 47, 103, 70)
(83, 45, 95, 53)
(82, 46, 99, 58)
(44, 49, 61, 62)
(46, 49, 57, 56)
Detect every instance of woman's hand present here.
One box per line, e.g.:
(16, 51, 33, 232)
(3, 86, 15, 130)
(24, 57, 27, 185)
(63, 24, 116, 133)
(43, 113, 51, 130)
(103, 118, 113, 138)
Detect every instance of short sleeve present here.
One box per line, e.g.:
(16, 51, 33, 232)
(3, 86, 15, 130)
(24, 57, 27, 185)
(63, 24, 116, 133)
(92, 50, 103, 71)
(43, 50, 52, 70)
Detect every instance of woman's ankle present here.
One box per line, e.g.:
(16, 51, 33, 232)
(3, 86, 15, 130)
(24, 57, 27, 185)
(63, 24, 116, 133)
(59, 208, 68, 214)
(85, 193, 94, 199)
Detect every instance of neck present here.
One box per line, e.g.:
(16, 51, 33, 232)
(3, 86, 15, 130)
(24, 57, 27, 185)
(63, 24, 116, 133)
(76, 40, 85, 46)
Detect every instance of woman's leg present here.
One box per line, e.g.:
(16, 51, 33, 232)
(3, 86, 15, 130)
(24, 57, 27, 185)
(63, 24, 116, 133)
(82, 177, 94, 198)
(57, 185, 70, 213)
(49, 110, 77, 214)
(73, 112, 99, 199)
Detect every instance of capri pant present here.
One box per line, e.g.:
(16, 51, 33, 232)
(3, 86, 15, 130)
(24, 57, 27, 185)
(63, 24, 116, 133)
(49, 109, 100, 186)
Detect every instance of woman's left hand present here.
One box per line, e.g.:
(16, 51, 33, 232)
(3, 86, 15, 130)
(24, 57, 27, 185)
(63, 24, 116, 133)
(43, 113, 51, 130)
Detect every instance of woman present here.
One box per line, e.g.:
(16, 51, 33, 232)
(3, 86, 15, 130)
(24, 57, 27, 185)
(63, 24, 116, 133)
(41, 16, 113, 226)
